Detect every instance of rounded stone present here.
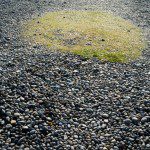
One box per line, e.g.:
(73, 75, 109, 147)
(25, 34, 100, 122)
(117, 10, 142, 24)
(132, 117, 139, 125)
(124, 119, 132, 125)
(141, 116, 148, 124)
(22, 126, 29, 132)
(102, 113, 109, 118)
(11, 120, 17, 125)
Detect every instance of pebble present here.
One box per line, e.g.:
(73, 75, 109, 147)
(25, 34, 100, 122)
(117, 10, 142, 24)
(146, 144, 150, 148)
(132, 117, 139, 125)
(11, 120, 16, 125)
(64, 135, 68, 140)
(22, 126, 29, 132)
(124, 119, 132, 125)
(14, 113, 20, 117)
(74, 135, 78, 139)
(0, 119, 5, 125)
(141, 116, 148, 124)
(6, 124, 12, 129)
(102, 113, 109, 118)
(104, 119, 109, 123)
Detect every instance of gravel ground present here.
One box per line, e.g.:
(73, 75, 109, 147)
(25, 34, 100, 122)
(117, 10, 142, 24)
(0, 0, 150, 149)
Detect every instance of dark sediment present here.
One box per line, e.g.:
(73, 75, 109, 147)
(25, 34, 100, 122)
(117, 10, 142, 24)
(0, 0, 149, 149)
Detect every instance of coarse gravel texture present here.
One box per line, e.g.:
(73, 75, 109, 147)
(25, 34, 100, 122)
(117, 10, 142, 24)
(0, 0, 150, 150)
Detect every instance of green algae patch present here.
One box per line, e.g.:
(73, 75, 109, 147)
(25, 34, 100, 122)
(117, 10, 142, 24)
(22, 11, 146, 63)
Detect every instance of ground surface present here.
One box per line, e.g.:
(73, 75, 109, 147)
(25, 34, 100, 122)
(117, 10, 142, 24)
(22, 11, 145, 63)
(0, 0, 150, 150)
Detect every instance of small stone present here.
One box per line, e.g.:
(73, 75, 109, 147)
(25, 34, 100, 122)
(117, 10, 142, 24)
(40, 126, 48, 134)
(11, 120, 16, 125)
(79, 145, 85, 150)
(34, 125, 38, 129)
(86, 42, 92, 46)
(6, 124, 12, 129)
(0, 108, 7, 116)
(27, 103, 36, 109)
(81, 124, 87, 128)
(14, 113, 20, 117)
(104, 119, 109, 123)
(64, 135, 68, 140)
(38, 100, 44, 104)
(0, 119, 5, 125)
(141, 116, 148, 124)
(144, 100, 149, 106)
(74, 135, 78, 139)
(132, 117, 139, 125)
(6, 116, 10, 122)
(59, 122, 63, 126)
(0, 67, 3, 71)
(20, 97, 25, 101)
(125, 96, 130, 99)
(101, 124, 106, 129)
(71, 146, 75, 150)
(73, 70, 79, 73)
(93, 68, 99, 73)
(25, 115, 29, 119)
(102, 113, 109, 118)
(22, 126, 29, 132)
(53, 131, 59, 137)
(30, 130, 36, 134)
(47, 121, 53, 126)
(135, 63, 141, 67)
(67, 124, 71, 128)
(86, 108, 93, 113)
(124, 118, 132, 125)
(46, 117, 52, 121)
(111, 139, 116, 143)
(146, 144, 150, 148)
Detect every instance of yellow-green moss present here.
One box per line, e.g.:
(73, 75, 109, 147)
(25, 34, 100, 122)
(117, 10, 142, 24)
(22, 11, 146, 63)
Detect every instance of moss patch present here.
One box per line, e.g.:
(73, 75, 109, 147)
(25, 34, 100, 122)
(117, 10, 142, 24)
(22, 11, 146, 62)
